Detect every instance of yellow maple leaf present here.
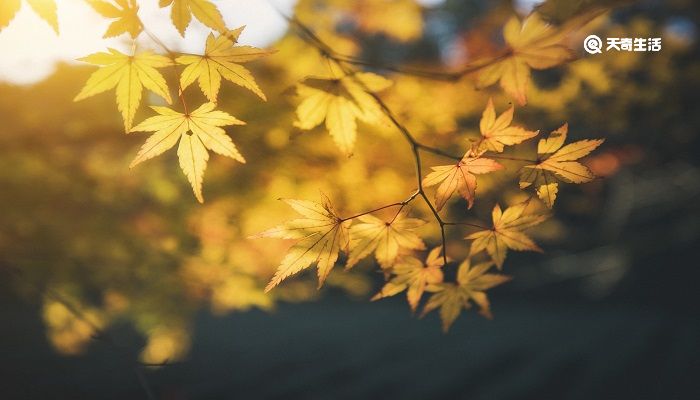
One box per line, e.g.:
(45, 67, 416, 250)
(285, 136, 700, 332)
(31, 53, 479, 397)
(85, 0, 142, 39)
(478, 98, 538, 152)
(129, 102, 246, 203)
(0, 0, 58, 33)
(372, 247, 446, 312)
(253, 197, 351, 292)
(477, 13, 574, 105)
(159, 0, 227, 37)
(466, 202, 547, 268)
(520, 123, 604, 208)
(74, 49, 173, 132)
(176, 28, 272, 102)
(346, 212, 426, 269)
(421, 258, 511, 332)
(422, 150, 503, 210)
(254, 199, 352, 292)
(294, 72, 392, 156)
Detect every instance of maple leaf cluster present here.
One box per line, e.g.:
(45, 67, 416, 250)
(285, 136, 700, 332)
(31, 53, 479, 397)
(260, 60, 602, 331)
(68, 1, 273, 203)
(0, 1, 607, 332)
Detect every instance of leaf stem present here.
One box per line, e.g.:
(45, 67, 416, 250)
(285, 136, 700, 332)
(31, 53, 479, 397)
(341, 190, 420, 222)
(443, 221, 488, 229)
(487, 154, 538, 163)
(142, 27, 189, 115)
(289, 30, 511, 81)
(283, 14, 468, 264)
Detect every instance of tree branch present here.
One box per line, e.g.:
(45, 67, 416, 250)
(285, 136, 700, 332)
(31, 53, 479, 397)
(342, 190, 420, 222)
(284, 15, 459, 264)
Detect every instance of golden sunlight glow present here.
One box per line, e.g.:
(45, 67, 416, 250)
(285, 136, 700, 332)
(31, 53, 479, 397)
(0, 0, 296, 85)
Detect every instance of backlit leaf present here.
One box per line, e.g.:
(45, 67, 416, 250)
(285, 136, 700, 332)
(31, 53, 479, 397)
(478, 98, 538, 152)
(422, 258, 510, 331)
(476, 13, 575, 105)
(74, 49, 173, 131)
(466, 202, 547, 268)
(520, 123, 604, 208)
(372, 247, 446, 311)
(422, 150, 503, 210)
(176, 28, 272, 102)
(253, 197, 351, 291)
(130, 102, 246, 202)
(1, 0, 58, 33)
(294, 72, 392, 156)
(347, 212, 426, 269)
(86, 0, 142, 39)
(160, 0, 227, 37)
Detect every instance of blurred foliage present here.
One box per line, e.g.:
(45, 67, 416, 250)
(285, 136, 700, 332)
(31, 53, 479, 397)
(0, 0, 697, 364)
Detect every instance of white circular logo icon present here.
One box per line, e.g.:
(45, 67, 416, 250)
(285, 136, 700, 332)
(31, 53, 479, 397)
(584, 35, 603, 54)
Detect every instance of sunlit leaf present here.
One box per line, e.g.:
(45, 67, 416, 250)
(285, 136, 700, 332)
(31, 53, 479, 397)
(130, 102, 246, 202)
(372, 247, 446, 311)
(347, 212, 426, 269)
(478, 97, 538, 152)
(176, 28, 272, 102)
(74, 49, 173, 131)
(159, 0, 227, 36)
(294, 72, 392, 156)
(86, 0, 142, 39)
(422, 150, 503, 210)
(253, 197, 351, 291)
(421, 258, 510, 331)
(520, 123, 604, 208)
(476, 13, 575, 105)
(466, 202, 547, 268)
(1, 0, 58, 33)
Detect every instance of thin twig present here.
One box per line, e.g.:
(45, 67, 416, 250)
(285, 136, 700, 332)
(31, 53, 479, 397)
(296, 32, 512, 81)
(281, 13, 515, 265)
(342, 190, 420, 222)
(443, 221, 488, 229)
(416, 143, 462, 160)
(143, 27, 189, 115)
(488, 154, 538, 163)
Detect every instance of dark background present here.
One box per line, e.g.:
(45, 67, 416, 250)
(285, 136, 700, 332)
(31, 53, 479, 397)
(1, 0, 700, 399)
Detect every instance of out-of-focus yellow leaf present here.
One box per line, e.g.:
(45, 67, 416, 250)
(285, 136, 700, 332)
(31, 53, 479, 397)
(1, 0, 58, 33)
(477, 13, 575, 105)
(0, 0, 20, 32)
(294, 72, 392, 156)
(140, 326, 190, 364)
(43, 299, 103, 355)
(355, 0, 423, 42)
(74, 49, 173, 131)
(86, 0, 142, 39)
(130, 102, 246, 203)
(159, 0, 227, 36)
